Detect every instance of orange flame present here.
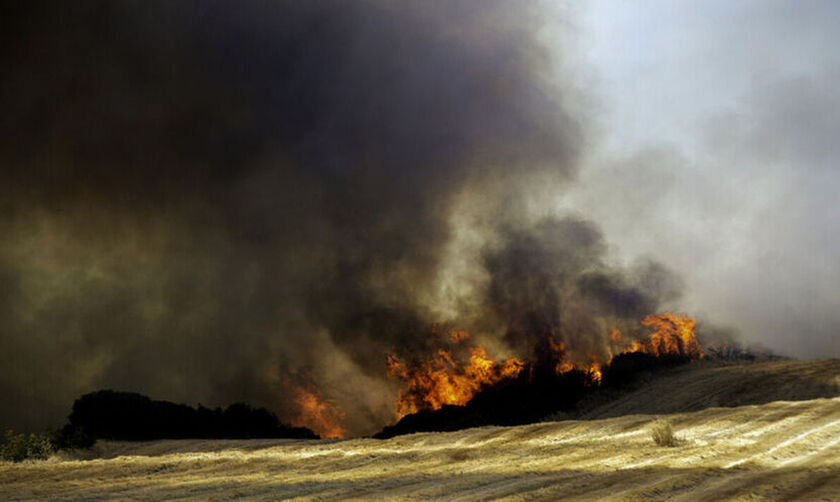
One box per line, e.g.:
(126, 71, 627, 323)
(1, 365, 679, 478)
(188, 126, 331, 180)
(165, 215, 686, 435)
(586, 353, 602, 384)
(386, 343, 524, 419)
(636, 313, 702, 359)
(291, 386, 347, 439)
(386, 313, 701, 419)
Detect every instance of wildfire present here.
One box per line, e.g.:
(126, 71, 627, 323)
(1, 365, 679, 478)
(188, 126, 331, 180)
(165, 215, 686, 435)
(636, 313, 702, 359)
(291, 386, 347, 439)
(586, 353, 602, 384)
(385, 313, 701, 420)
(386, 335, 525, 418)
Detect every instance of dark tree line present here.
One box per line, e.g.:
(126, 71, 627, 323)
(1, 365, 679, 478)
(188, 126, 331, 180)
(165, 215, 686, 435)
(54, 390, 317, 448)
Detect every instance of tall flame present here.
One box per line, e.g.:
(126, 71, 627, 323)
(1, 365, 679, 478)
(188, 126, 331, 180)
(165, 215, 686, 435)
(637, 313, 702, 359)
(386, 333, 524, 419)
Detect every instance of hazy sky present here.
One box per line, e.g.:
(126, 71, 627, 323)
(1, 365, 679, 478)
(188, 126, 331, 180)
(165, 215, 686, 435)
(560, 1, 840, 358)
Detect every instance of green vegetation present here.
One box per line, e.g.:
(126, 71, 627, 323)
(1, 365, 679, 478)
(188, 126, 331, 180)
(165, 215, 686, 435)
(1, 429, 53, 462)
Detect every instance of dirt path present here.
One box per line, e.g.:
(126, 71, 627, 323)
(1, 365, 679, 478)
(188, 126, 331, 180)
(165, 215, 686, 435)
(3, 359, 840, 501)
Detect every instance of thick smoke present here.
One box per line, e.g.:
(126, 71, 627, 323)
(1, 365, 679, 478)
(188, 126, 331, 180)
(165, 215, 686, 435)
(473, 217, 682, 365)
(1, 1, 682, 435)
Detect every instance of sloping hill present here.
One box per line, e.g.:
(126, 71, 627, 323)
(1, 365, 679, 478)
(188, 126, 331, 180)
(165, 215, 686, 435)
(579, 358, 840, 419)
(2, 359, 840, 501)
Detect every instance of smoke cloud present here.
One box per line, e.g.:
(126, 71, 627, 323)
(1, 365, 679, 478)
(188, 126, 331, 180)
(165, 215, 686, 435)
(2, 1, 687, 435)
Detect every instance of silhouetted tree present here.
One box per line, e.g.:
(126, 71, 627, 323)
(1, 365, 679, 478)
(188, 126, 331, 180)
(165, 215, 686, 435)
(54, 390, 318, 447)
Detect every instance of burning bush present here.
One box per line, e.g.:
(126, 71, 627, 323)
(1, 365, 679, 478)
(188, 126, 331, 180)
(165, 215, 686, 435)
(375, 313, 705, 438)
(386, 342, 525, 419)
(375, 367, 596, 438)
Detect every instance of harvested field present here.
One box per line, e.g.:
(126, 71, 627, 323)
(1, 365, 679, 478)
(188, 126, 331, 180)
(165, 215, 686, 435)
(3, 359, 839, 501)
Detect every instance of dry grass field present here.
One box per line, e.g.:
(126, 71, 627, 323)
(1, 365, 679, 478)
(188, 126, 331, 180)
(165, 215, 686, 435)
(3, 359, 840, 501)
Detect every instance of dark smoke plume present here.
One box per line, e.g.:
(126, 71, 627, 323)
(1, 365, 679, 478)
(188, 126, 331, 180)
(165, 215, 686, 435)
(478, 218, 682, 366)
(1, 1, 682, 435)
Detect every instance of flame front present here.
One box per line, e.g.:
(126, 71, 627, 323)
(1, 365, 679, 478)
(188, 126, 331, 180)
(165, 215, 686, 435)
(386, 314, 701, 420)
(386, 334, 525, 419)
(291, 386, 347, 439)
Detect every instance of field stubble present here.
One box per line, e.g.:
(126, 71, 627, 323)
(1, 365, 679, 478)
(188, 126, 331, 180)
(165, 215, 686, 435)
(2, 359, 840, 501)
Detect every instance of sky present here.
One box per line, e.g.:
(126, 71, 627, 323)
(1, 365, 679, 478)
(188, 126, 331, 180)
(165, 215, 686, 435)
(1, 1, 838, 435)
(562, 0, 840, 358)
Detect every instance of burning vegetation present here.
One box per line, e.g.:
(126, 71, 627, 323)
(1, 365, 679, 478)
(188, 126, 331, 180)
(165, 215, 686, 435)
(376, 313, 703, 437)
(291, 386, 348, 440)
(273, 313, 704, 439)
(386, 333, 525, 419)
(638, 314, 702, 359)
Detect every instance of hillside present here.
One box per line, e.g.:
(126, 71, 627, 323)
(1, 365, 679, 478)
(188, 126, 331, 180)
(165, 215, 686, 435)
(2, 359, 839, 501)
(578, 358, 840, 419)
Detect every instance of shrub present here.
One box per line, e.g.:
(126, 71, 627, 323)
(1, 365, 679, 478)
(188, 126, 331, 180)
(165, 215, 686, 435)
(1, 430, 54, 462)
(52, 424, 96, 450)
(650, 419, 680, 447)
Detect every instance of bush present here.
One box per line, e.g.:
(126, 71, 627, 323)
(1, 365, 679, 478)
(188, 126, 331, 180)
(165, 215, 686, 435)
(1, 430, 54, 462)
(650, 419, 681, 447)
(52, 423, 96, 450)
